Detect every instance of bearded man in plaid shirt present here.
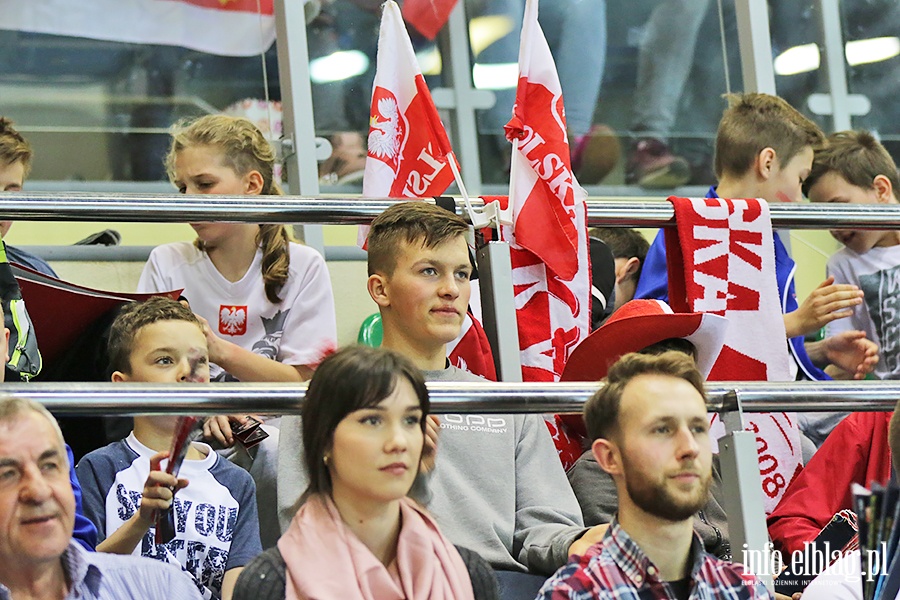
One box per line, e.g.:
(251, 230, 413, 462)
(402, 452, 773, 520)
(537, 351, 771, 600)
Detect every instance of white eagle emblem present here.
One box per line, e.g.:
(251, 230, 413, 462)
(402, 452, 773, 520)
(368, 96, 402, 160)
(219, 306, 247, 335)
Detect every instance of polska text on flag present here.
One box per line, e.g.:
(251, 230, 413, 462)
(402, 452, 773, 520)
(483, 0, 590, 468)
(494, 0, 590, 384)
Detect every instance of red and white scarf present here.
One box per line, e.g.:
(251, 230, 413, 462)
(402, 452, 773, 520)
(666, 196, 802, 513)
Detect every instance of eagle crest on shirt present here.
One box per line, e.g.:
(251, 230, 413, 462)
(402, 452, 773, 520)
(218, 305, 247, 336)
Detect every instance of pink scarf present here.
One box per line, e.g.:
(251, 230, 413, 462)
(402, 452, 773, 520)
(278, 495, 474, 600)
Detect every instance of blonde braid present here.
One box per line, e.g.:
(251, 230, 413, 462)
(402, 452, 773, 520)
(257, 224, 292, 303)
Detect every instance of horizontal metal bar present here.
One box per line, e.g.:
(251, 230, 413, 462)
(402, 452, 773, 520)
(4, 380, 898, 416)
(23, 244, 367, 262)
(586, 201, 900, 230)
(3, 192, 900, 229)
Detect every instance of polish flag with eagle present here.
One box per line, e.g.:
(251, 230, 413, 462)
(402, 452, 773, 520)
(0, 0, 278, 57)
(485, 0, 591, 466)
(363, 0, 496, 381)
(362, 0, 457, 202)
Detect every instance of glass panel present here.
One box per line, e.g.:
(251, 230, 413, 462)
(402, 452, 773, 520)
(309, 2, 380, 190)
(0, 3, 277, 183)
(464, 0, 742, 194)
(840, 0, 900, 158)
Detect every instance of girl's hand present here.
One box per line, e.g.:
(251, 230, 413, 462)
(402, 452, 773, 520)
(203, 416, 236, 448)
(194, 314, 230, 365)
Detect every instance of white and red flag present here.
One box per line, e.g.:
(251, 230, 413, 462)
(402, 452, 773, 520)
(485, 0, 590, 466)
(0, 0, 277, 57)
(498, 0, 590, 382)
(402, 0, 459, 40)
(363, 0, 496, 381)
(362, 0, 458, 201)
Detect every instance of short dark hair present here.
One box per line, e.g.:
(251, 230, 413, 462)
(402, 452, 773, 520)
(107, 297, 201, 375)
(584, 351, 706, 441)
(301, 345, 429, 500)
(589, 227, 650, 281)
(714, 93, 824, 180)
(804, 130, 900, 201)
(0, 117, 33, 176)
(367, 202, 469, 276)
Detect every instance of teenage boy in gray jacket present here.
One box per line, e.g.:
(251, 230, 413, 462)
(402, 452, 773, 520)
(278, 202, 605, 597)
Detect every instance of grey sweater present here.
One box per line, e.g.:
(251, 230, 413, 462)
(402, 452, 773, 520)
(276, 366, 586, 575)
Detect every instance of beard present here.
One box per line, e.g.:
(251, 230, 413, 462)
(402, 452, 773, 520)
(621, 457, 712, 522)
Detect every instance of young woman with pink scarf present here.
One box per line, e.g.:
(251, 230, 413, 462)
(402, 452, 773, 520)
(232, 346, 499, 600)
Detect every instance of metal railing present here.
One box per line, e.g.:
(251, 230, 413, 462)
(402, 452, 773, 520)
(3, 191, 900, 229)
(8, 379, 899, 415)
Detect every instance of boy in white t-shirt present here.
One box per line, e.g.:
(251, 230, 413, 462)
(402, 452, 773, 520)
(76, 297, 262, 600)
(806, 130, 899, 380)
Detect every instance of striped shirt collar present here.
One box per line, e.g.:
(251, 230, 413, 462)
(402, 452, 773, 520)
(0, 541, 100, 600)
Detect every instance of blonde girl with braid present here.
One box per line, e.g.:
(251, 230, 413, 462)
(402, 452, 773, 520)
(138, 114, 337, 385)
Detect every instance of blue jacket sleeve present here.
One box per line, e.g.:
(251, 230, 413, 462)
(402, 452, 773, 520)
(68, 444, 99, 551)
(633, 230, 669, 302)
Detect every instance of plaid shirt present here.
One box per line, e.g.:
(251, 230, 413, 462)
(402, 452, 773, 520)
(537, 519, 772, 599)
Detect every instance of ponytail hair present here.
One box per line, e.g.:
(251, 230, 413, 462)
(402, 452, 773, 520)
(167, 114, 292, 303)
(257, 224, 291, 303)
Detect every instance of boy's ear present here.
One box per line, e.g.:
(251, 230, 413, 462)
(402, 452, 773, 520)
(367, 273, 391, 308)
(243, 170, 265, 195)
(873, 174, 895, 204)
(615, 257, 641, 284)
(111, 370, 129, 383)
(756, 147, 777, 180)
(592, 437, 623, 477)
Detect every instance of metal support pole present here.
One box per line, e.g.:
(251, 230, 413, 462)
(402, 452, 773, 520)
(734, 0, 777, 94)
(808, 0, 870, 131)
(734, 0, 786, 253)
(433, 2, 495, 196)
(273, 0, 325, 252)
(476, 241, 523, 382)
(816, 0, 851, 131)
(717, 391, 774, 590)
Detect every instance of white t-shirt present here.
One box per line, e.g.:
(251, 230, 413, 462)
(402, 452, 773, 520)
(825, 245, 900, 380)
(138, 241, 337, 380)
(76, 434, 262, 599)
